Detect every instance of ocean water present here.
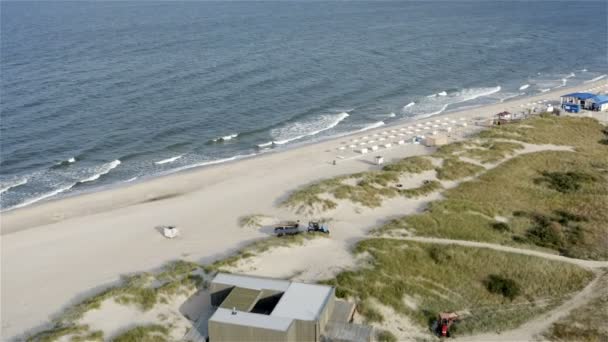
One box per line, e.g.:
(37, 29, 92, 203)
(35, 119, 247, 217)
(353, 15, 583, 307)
(1, 1, 606, 210)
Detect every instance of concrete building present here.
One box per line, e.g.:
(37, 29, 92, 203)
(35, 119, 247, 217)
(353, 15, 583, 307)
(205, 273, 372, 342)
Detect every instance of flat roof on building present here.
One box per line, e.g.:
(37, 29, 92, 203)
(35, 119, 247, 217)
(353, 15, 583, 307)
(271, 282, 333, 321)
(561, 92, 595, 100)
(212, 273, 290, 292)
(210, 307, 293, 331)
(591, 95, 608, 104)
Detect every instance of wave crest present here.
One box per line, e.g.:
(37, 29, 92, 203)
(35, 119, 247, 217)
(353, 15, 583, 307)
(155, 155, 183, 165)
(78, 160, 121, 184)
(271, 111, 349, 145)
(0, 178, 28, 195)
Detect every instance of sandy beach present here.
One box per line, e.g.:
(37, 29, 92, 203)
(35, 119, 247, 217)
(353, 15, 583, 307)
(1, 80, 607, 340)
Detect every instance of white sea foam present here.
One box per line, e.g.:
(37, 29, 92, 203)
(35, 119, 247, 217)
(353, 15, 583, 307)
(585, 74, 607, 83)
(499, 93, 522, 103)
(79, 160, 121, 183)
(403, 102, 415, 109)
(539, 88, 551, 93)
(212, 133, 239, 142)
(519, 84, 530, 90)
(155, 155, 183, 165)
(582, 68, 588, 72)
(437, 91, 447, 96)
(387, 112, 396, 118)
(68, 157, 76, 163)
(0, 178, 28, 195)
(125, 177, 138, 183)
(257, 141, 273, 148)
(9, 183, 76, 210)
(404, 86, 501, 117)
(357, 121, 385, 132)
(271, 111, 349, 145)
(172, 153, 257, 173)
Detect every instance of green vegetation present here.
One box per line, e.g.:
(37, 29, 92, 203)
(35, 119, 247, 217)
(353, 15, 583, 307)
(112, 324, 169, 342)
(535, 171, 597, 193)
(26, 325, 89, 342)
(324, 239, 592, 335)
(25, 259, 205, 342)
(491, 222, 510, 232)
(381, 156, 435, 173)
(544, 272, 608, 342)
(381, 117, 608, 260)
(205, 233, 325, 272)
(484, 275, 521, 300)
(376, 329, 398, 342)
(71, 330, 104, 342)
(435, 158, 485, 180)
(462, 141, 524, 163)
(399, 180, 443, 198)
(238, 214, 268, 228)
(283, 156, 440, 213)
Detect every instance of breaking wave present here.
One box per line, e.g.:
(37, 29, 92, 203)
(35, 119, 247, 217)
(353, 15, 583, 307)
(210, 133, 239, 143)
(9, 184, 76, 210)
(271, 111, 349, 145)
(171, 153, 257, 173)
(403, 102, 415, 109)
(155, 155, 183, 165)
(78, 160, 121, 184)
(0, 178, 28, 195)
(257, 141, 273, 148)
(585, 74, 607, 83)
(403, 86, 501, 117)
(387, 112, 396, 118)
(358, 121, 385, 132)
(519, 84, 530, 90)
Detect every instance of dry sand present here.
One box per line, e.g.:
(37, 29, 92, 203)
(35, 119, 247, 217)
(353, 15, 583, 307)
(1, 80, 606, 340)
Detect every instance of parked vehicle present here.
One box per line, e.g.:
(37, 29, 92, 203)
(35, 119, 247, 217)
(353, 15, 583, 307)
(307, 221, 330, 234)
(274, 221, 300, 237)
(434, 312, 459, 337)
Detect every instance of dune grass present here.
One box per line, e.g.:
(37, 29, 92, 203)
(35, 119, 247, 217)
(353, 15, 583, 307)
(462, 141, 525, 163)
(543, 272, 608, 342)
(238, 214, 268, 228)
(380, 117, 608, 260)
(27, 260, 204, 341)
(112, 324, 169, 342)
(204, 233, 326, 272)
(282, 156, 438, 213)
(26, 325, 90, 342)
(323, 239, 593, 335)
(435, 157, 485, 180)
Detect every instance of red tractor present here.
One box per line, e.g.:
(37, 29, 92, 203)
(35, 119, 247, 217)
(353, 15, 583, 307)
(435, 312, 459, 338)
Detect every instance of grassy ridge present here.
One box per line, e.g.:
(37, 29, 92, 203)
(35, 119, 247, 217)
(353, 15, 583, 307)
(323, 239, 593, 335)
(282, 156, 437, 213)
(381, 117, 608, 260)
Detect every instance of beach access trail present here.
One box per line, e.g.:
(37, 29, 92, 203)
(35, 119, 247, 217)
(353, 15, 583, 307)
(1, 80, 606, 340)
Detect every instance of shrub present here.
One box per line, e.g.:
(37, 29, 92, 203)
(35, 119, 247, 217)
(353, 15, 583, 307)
(436, 158, 485, 180)
(112, 325, 169, 342)
(525, 214, 565, 249)
(376, 329, 398, 342)
(485, 275, 521, 300)
(535, 171, 597, 193)
(491, 222, 510, 232)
